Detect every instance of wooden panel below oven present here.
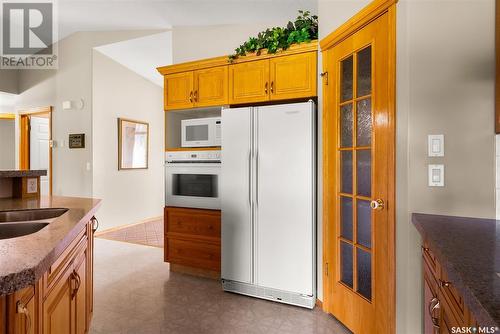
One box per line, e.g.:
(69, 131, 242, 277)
(164, 207, 221, 277)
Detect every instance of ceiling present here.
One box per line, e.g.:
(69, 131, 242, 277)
(57, 0, 317, 39)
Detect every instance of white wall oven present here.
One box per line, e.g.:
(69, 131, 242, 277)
(165, 150, 221, 210)
(181, 117, 221, 148)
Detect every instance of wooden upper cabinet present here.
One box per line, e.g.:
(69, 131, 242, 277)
(229, 59, 270, 104)
(157, 42, 319, 109)
(269, 52, 317, 100)
(164, 72, 194, 110)
(194, 66, 228, 107)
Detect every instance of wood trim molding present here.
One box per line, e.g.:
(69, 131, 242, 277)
(18, 106, 53, 195)
(0, 113, 15, 120)
(157, 41, 318, 75)
(320, 0, 398, 51)
(17, 106, 52, 116)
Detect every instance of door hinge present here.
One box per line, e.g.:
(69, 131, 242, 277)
(320, 72, 329, 85)
(325, 262, 329, 276)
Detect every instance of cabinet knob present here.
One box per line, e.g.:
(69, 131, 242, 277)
(189, 91, 194, 103)
(265, 82, 268, 94)
(270, 81, 274, 94)
(440, 280, 451, 288)
(92, 217, 99, 233)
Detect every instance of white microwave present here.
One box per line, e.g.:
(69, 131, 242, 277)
(181, 117, 221, 148)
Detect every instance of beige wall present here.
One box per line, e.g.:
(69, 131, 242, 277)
(0, 120, 16, 169)
(0, 70, 19, 94)
(92, 51, 164, 230)
(16, 30, 165, 197)
(172, 23, 284, 63)
(319, 0, 495, 333)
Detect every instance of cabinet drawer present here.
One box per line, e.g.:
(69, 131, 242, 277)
(439, 292, 468, 333)
(166, 238, 220, 271)
(422, 242, 440, 281)
(165, 207, 220, 239)
(439, 269, 466, 323)
(44, 228, 87, 295)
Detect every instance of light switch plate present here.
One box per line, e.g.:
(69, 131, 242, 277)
(26, 178, 38, 193)
(428, 134, 444, 157)
(428, 164, 444, 187)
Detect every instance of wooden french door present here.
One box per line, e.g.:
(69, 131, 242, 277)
(322, 2, 396, 334)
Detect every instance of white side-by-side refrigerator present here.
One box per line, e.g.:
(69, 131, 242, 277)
(221, 101, 316, 309)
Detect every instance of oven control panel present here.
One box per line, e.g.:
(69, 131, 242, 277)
(166, 150, 221, 162)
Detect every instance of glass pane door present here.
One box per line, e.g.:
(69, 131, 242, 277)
(338, 45, 373, 301)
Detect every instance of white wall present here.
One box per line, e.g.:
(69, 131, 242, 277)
(92, 50, 165, 230)
(0, 120, 16, 169)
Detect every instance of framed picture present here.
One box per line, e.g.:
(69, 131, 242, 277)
(118, 118, 149, 170)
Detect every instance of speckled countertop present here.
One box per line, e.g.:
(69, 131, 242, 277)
(412, 213, 500, 327)
(0, 196, 101, 295)
(0, 170, 47, 178)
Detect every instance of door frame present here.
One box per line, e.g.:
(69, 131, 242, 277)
(320, 0, 396, 332)
(18, 106, 53, 195)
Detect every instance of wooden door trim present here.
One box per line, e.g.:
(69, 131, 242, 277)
(320, 0, 398, 51)
(320, 2, 396, 333)
(18, 106, 53, 196)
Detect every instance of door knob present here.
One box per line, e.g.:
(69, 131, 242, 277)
(370, 199, 384, 210)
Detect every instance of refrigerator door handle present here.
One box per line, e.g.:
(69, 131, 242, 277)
(255, 151, 259, 206)
(248, 151, 252, 206)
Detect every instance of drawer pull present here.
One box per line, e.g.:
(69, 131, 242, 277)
(428, 297, 438, 317)
(71, 270, 81, 299)
(430, 300, 441, 329)
(92, 217, 99, 233)
(17, 301, 31, 334)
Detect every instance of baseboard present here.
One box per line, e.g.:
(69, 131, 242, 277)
(94, 215, 162, 236)
(170, 264, 220, 280)
(315, 299, 323, 310)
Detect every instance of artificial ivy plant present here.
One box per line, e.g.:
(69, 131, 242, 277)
(228, 10, 318, 61)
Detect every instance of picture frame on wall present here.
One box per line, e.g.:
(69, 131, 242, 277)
(118, 118, 149, 170)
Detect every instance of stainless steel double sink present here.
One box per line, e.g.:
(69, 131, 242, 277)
(0, 208, 68, 240)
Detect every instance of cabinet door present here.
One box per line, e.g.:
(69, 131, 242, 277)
(43, 264, 74, 334)
(194, 66, 228, 107)
(87, 219, 95, 323)
(269, 52, 317, 100)
(73, 250, 87, 334)
(164, 72, 194, 110)
(9, 286, 36, 334)
(229, 59, 269, 104)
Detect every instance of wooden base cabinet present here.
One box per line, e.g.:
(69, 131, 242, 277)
(164, 207, 221, 278)
(0, 218, 96, 334)
(422, 242, 477, 334)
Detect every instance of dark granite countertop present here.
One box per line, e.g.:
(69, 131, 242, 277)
(412, 213, 500, 327)
(0, 170, 47, 178)
(0, 196, 101, 295)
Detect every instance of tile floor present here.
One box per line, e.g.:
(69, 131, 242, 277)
(96, 218, 163, 248)
(90, 239, 351, 334)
